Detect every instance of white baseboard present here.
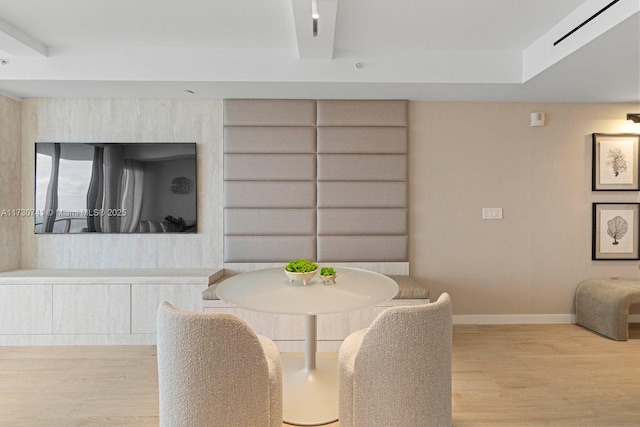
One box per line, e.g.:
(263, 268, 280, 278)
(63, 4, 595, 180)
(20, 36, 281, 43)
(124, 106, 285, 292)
(453, 314, 576, 325)
(0, 333, 157, 346)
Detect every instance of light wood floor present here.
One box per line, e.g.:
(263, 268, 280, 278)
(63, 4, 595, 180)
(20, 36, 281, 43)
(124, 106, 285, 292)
(1, 324, 639, 426)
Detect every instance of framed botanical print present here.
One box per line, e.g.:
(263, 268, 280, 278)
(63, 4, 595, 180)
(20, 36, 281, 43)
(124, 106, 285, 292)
(592, 203, 640, 260)
(592, 133, 640, 191)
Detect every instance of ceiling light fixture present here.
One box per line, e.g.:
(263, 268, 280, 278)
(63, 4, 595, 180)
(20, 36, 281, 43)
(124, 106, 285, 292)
(312, 0, 319, 37)
(627, 113, 640, 123)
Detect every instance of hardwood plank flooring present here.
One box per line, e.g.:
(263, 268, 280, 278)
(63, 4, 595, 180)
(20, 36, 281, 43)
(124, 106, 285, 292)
(0, 324, 638, 426)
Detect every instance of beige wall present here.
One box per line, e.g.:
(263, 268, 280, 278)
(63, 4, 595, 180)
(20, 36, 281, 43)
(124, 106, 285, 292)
(11, 98, 640, 315)
(0, 96, 21, 272)
(19, 99, 224, 268)
(410, 102, 640, 316)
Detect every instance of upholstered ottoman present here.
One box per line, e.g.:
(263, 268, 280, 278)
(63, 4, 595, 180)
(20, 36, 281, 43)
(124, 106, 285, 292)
(575, 279, 640, 341)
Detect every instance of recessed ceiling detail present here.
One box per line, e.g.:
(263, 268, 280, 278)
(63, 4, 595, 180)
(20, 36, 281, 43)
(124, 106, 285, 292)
(0, 0, 637, 102)
(553, 0, 620, 46)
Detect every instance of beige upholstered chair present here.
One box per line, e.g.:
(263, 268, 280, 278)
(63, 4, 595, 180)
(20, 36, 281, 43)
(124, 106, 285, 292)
(338, 293, 452, 427)
(156, 302, 282, 427)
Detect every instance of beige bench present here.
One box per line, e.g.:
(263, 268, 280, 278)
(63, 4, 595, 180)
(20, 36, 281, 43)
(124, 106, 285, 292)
(575, 279, 640, 341)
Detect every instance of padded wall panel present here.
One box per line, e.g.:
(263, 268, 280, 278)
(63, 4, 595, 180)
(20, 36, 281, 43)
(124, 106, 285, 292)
(224, 182, 316, 208)
(224, 99, 409, 264)
(317, 236, 408, 262)
(224, 236, 316, 263)
(317, 100, 408, 127)
(317, 127, 407, 154)
(223, 100, 319, 263)
(224, 99, 317, 126)
(317, 209, 407, 235)
(317, 182, 407, 208)
(317, 154, 407, 181)
(225, 209, 316, 235)
(225, 127, 316, 153)
(224, 154, 316, 181)
(316, 99, 408, 263)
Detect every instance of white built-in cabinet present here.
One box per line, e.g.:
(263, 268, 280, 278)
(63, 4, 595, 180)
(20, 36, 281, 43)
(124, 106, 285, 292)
(0, 267, 424, 350)
(0, 269, 219, 345)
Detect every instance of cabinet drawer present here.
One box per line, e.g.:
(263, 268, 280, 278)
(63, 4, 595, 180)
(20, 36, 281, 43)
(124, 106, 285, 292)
(53, 284, 130, 334)
(132, 284, 206, 334)
(0, 285, 52, 334)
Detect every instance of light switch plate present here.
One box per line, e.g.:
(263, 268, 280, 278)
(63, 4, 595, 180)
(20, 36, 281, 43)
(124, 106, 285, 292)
(482, 208, 503, 220)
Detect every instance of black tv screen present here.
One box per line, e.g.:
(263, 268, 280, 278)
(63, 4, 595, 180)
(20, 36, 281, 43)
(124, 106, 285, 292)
(35, 142, 197, 234)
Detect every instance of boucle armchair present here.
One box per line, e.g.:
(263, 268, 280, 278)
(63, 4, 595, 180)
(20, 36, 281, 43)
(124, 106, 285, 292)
(338, 293, 452, 427)
(156, 301, 282, 427)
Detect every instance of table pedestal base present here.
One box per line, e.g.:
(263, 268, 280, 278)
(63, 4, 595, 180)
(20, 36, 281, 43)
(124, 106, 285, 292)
(282, 357, 339, 426)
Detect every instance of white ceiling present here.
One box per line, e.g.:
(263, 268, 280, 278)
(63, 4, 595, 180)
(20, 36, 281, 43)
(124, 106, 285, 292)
(0, 0, 638, 102)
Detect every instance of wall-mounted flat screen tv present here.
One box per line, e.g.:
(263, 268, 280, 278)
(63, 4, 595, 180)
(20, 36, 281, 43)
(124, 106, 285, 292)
(35, 142, 197, 234)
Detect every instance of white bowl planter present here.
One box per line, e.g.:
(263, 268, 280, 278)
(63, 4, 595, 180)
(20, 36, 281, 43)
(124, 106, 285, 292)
(320, 274, 337, 284)
(285, 269, 318, 285)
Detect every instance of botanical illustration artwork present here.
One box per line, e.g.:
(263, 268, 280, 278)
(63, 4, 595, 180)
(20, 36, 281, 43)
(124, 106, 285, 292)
(599, 139, 634, 184)
(600, 209, 634, 253)
(592, 134, 640, 191)
(607, 216, 628, 245)
(606, 146, 627, 177)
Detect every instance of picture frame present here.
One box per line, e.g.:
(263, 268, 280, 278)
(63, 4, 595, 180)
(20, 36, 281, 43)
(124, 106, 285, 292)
(592, 203, 640, 260)
(592, 133, 640, 191)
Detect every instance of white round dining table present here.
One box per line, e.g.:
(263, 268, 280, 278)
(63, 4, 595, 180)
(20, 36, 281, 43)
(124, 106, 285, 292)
(215, 266, 398, 426)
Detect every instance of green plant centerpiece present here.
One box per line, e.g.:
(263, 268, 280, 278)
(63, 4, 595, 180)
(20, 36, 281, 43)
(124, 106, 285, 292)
(320, 266, 337, 284)
(284, 258, 318, 285)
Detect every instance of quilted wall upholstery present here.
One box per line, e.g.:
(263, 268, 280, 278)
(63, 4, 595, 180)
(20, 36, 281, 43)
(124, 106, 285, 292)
(316, 100, 408, 262)
(223, 100, 317, 262)
(223, 99, 408, 263)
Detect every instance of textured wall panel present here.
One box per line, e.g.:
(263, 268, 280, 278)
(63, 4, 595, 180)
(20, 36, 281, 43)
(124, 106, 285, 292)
(224, 99, 408, 263)
(225, 209, 316, 235)
(316, 99, 408, 262)
(0, 97, 21, 272)
(224, 236, 316, 262)
(317, 236, 408, 262)
(224, 182, 316, 208)
(224, 127, 316, 153)
(317, 154, 407, 181)
(317, 100, 408, 127)
(224, 154, 316, 181)
(224, 99, 317, 126)
(317, 182, 407, 208)
(20, 98, 223, 269)
(317, 127, 407, 154)
(317, 208, 407, 235)
(223, 100, 319, 263)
